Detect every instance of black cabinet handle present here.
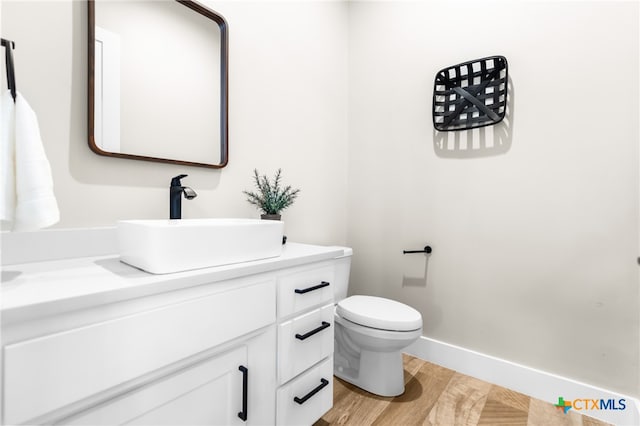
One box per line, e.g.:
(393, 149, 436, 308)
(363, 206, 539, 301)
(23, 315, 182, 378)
(295, 321, 331, 341)
(294, 378, 330, 405)
(295, 281, 330, 294)
(238, 366, 248, 421)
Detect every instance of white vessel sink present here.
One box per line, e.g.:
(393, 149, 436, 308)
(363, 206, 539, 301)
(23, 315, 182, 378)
(117, 218, 284, 274)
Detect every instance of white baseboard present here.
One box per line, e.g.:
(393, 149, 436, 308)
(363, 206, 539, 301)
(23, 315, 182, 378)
(405, 336, 639, 426)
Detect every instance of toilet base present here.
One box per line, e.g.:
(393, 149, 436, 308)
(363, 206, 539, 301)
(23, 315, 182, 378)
(334, 349, 405, 397)
(333, 310, 422, 397)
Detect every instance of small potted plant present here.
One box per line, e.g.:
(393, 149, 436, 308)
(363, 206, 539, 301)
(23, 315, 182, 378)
(244, 168, 300, 220)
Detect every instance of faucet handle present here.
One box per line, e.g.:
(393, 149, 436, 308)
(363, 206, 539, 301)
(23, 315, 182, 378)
(171, 174, 188, 187)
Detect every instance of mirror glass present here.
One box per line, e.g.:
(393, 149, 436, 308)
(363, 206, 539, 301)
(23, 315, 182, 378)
(88, 0, 228, 168)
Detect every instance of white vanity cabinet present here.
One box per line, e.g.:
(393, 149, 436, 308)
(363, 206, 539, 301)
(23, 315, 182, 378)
(1, 237, 342, 426)
(2, 277, 277, 426)
(275, 263, 335, 426)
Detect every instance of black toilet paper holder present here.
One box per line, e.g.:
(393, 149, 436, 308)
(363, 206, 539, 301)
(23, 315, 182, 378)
(403, 246, 432, 254)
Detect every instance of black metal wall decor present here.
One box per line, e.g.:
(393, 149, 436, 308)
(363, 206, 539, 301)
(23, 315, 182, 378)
(432, 56, 508, 131)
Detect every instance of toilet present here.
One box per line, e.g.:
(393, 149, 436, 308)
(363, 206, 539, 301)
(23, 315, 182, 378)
(332, 248, 422, 397)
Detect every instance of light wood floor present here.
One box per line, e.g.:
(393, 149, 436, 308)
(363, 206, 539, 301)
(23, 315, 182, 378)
(314, 354, 610, 426)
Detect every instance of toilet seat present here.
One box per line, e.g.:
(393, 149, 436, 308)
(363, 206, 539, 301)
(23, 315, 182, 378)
(336, 295, 422, 331)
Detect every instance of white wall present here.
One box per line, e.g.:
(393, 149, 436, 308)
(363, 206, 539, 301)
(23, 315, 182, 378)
(0, 0, 349, 246)
(347, 0, 640, 396)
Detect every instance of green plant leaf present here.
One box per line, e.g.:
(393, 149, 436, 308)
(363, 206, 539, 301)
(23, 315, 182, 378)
(243, 169, 301, 215)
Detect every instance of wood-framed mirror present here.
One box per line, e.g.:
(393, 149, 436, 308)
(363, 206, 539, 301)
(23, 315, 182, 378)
(88, 0, 228, 168)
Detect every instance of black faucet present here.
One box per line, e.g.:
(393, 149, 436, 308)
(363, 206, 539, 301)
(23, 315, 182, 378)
(170, 174, 197, 219)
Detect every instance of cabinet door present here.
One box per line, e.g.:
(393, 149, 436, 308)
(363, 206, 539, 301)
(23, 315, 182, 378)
(62, 346, 248, 426)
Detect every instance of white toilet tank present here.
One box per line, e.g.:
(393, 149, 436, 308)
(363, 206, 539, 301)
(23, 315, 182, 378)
(332, 247, 353, 302)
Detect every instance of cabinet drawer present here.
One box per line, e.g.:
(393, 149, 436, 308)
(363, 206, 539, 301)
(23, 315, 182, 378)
(278, 304, 334, 385)
(4, 279, 275, 425)
(276, 356, 333, 426)
(277, 265, 334, 318)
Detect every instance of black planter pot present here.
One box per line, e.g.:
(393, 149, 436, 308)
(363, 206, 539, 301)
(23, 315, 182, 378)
(260, 214, 282, 221)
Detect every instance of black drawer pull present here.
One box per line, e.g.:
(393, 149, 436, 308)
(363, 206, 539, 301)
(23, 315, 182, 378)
(294, 378, 330, 405)
(295, 321, 331, 340)
(238, 366, 248, 421)
(295, 281, 330, 294)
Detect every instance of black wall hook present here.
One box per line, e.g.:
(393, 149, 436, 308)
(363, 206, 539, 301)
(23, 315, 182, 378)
(1, 38, 17, 102)
(403, 246, 432, 254)
(1, 39, 15, 49)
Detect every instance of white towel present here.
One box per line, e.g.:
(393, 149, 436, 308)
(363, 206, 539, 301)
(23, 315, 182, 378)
(1, 90, 59, 231)
(1, 90, 16, 223)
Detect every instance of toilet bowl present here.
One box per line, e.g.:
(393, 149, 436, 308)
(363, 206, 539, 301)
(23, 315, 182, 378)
(331, 249, 423, 397)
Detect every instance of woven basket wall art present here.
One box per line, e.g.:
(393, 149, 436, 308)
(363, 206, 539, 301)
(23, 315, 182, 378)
(432, 56, 508, 131)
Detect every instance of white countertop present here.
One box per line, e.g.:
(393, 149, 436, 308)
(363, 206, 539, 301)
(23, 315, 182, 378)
(1, 242, 343, 324)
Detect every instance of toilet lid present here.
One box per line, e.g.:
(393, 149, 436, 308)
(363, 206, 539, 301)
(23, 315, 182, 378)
(336, 295, 422, 331)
